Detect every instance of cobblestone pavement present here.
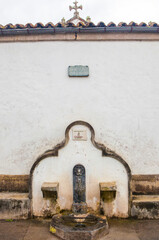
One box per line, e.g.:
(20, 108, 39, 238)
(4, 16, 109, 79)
(0, 219, 159, 240)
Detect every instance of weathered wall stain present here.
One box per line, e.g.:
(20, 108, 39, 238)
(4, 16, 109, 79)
(131, 175, 159, 195)
(0, 194, 30, 219)
(1, 41, 159, 176)
(0, 175, 29, 193)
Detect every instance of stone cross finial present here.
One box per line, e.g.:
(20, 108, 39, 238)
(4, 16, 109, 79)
(69, 1, 83, 18)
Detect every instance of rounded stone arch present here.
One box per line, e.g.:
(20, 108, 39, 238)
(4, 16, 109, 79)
(29, 120, 132, 216)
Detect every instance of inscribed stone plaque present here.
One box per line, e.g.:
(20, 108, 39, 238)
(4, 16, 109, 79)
(72, 130, 87, 141)
(68, 65, 89, 77)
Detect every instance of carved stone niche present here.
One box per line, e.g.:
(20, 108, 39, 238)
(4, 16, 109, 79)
(41, 182, 59, 201)
(99, 182, 117, 202)
(99, 182, 117, 217)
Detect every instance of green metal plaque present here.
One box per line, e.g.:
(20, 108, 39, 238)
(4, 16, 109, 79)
(68, 65, 89, 77)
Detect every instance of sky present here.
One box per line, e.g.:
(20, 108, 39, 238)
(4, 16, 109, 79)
(0, 0, 159, 25)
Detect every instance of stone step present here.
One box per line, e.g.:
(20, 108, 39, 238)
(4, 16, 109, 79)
(0, 192, 30, 219)
(131, 195, 159, 219)
(132, 195, 159, 202)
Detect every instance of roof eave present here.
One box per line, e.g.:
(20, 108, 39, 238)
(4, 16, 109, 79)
(0, 26, 159, 36)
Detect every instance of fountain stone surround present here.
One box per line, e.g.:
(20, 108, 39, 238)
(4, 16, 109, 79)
(30, 121, 131, 218)
(49, 163, 109, 240)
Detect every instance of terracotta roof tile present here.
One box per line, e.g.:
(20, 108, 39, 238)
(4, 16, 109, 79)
(15, 24, 25, 29)
(55, 22, 63, 27)
(0, 21, 159, 29)
(107, 22, 116, 27)
(76, 21, 86, 27)
(118, 22, 127, 27)
(45, 22, 55, 28)
(97, 22, 106, 27)
(0, 21, 159, 36)
(86, 22, 96, 27)
(34, 22, 45, 28)
(139, 22, 147, 27)
(25, 23, 34, 28)
(129, 21, 138, 26)
(5, 23, 15, 29)
(148, 22, 158, 27)
(67, 22, 76, 27)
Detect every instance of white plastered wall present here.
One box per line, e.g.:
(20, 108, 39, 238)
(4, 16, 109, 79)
(0, 41, 159, 175)
(32, 125, 128, 217)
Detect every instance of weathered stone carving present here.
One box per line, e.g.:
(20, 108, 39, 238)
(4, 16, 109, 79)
(72, 164, 87, 213)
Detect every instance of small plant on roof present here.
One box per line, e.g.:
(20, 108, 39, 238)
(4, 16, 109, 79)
(86, 16, 91, 23)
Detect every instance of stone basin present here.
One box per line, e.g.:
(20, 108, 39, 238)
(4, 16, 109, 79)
(50, 214, 109, 240)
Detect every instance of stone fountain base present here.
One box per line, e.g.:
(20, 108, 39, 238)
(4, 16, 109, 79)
(50, 214, 109, 240)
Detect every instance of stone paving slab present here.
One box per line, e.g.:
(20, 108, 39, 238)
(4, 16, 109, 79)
(0, 220, 30, 240)
(104, 219, 159, 240)
(0, 219, 159, 240)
